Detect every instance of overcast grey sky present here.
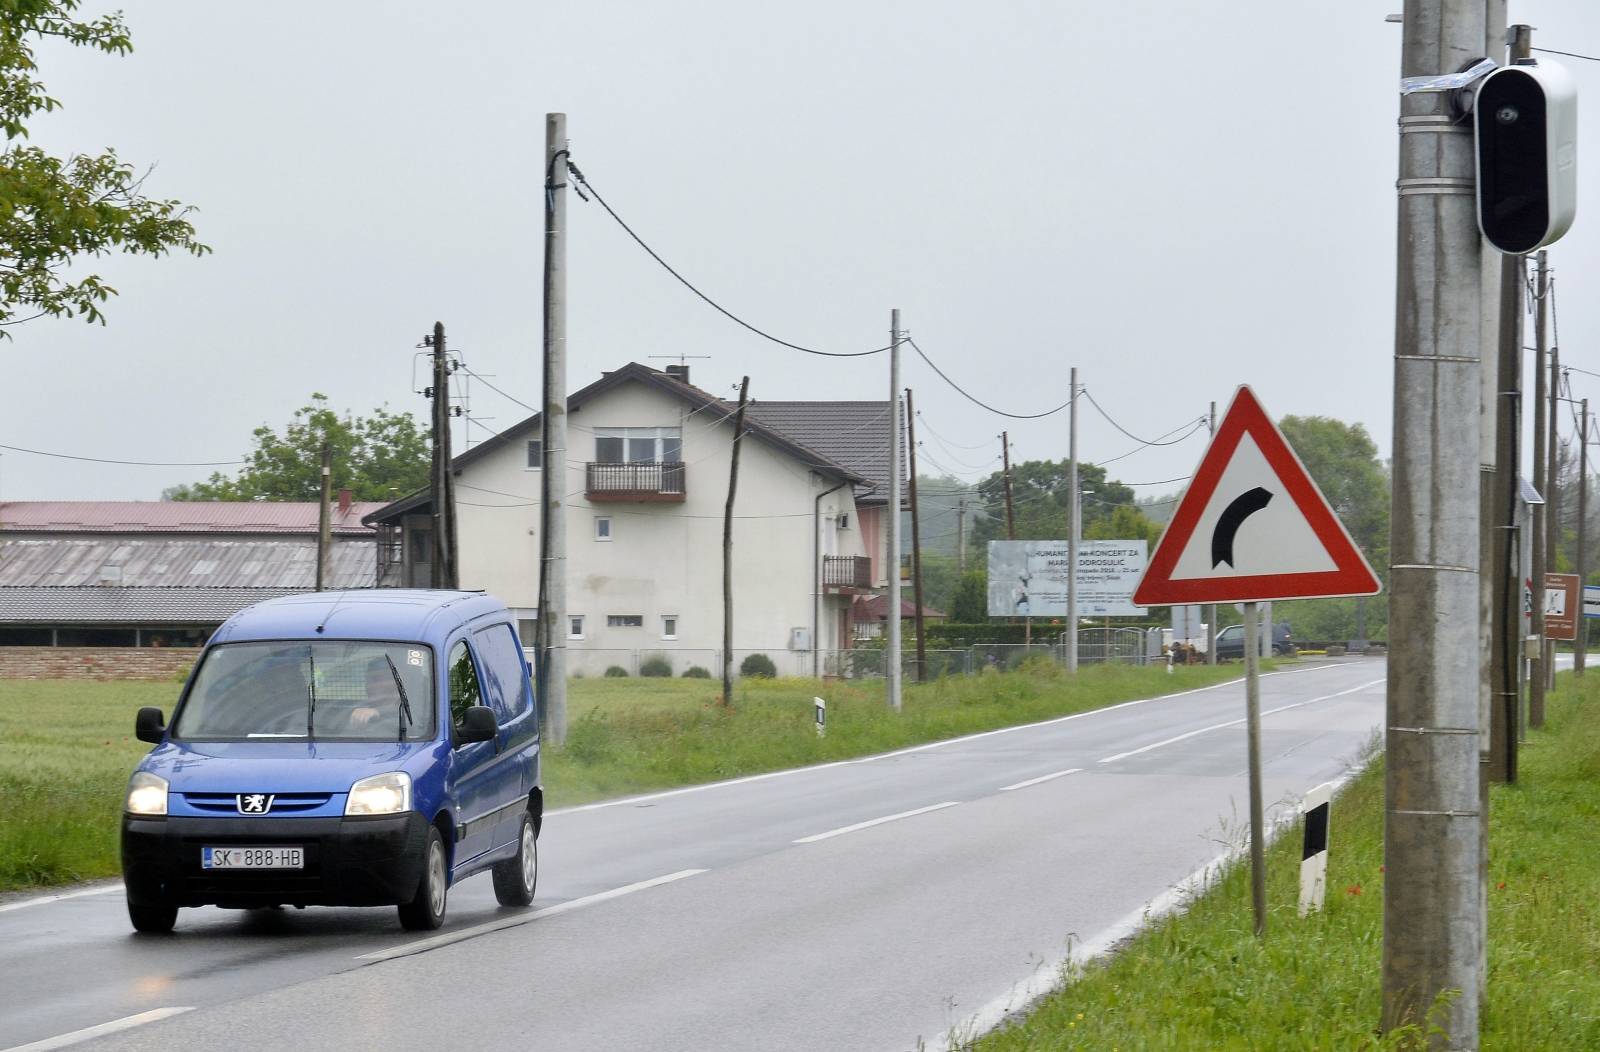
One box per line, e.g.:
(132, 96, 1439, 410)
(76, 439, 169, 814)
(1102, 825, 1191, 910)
(5, 1, 1599, 505)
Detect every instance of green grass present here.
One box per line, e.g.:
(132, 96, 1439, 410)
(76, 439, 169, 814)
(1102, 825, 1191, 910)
(0, 662, 1245, 892)
(973, 671, 1600, 1052)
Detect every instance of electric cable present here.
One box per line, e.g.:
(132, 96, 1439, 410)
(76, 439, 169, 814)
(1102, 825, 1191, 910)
(1532, 46, 1600, 63)
(0, 442, 244, 467)
(904, 338, 1072, 419)
(1081, 390, 1207, 447)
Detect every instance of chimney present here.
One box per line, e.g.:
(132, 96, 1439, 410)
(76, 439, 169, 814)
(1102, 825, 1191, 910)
(338, 488, 353, 516)
(665, 364, 690, 385)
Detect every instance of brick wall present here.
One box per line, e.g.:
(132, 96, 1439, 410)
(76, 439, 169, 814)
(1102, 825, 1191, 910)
(0, 646, 197, 681)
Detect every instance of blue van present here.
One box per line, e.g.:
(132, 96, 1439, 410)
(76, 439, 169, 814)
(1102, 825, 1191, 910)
(121, 590, 541, 934)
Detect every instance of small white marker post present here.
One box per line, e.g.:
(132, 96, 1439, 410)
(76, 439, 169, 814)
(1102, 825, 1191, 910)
(813, 696, 826, 738)
(1299, 781, 1333, 917)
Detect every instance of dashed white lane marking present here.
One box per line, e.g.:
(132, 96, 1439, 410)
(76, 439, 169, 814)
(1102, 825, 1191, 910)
(354, 868, 708, 964)
(998, 768, 1083, 792)
(0, 884, 123, 915)
(3, 1007, 194, 1052)
(547, 663, 1348, 818)
(792, 802, 961, 844)
(1096, 678, 1386, 765)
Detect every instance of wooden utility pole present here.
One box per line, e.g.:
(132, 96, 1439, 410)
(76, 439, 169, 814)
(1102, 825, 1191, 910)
(316, 441, 332, 592)
(721, 376, 750, 707)
(540, 112, 570, 744)
(429, 320, 458, 589)
(1383, 1, 1486, 1041)
(1580, 398, 1590, 677)
(1000, 432, 1015, 538)
(1531, 250, 1550, 727)
(956, 499, 967, 572)
(905, 388, 927, 682)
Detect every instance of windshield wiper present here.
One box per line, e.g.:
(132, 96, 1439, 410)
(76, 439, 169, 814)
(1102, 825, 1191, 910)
(306, 645, 318, 741)
(385, 654, 414, 743)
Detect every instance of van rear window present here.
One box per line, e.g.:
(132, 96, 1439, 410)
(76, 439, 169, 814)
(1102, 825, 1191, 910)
(173, 641, 435, 742)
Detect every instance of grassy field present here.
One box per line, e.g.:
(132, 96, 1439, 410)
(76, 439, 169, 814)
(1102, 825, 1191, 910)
(0, 661, 1244, 892)
(972, 670, 1600, 1052)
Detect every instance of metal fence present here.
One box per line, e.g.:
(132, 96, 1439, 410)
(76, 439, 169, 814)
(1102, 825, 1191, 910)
(1076, 627, 1151, 666)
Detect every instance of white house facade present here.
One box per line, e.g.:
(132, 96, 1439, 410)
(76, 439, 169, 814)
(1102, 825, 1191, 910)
(367, 364, 899, 676)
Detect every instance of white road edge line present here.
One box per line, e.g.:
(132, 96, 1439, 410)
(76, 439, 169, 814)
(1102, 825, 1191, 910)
(1096, 678, 1386, 765)
(547, 663, 1347, 818)
(792, 802, 960, 844)
(354, 868, 708, 964)
(0, 884, 123, 915)
(2, 1007, 194, 1052)
(928, 763, 1369, 1052)
(997, 768, 1083, 792)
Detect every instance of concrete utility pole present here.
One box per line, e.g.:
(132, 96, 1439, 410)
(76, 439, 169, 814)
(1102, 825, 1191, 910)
(1544, 308, 1560, 700)
(1067, 368, 1079, 674)
(1531, 250, 1549, 727)
(1206, 400, 1217, 666)
(1579, 398, 1589, 677)
(887, 310, 903, 712)
(316, 441, 332, 592)
(429, 321, 458, 590)
(905, 388, 928, 683)
(1382, 1, 1485, 1043)
(721, 376, 750, 706)
(541, 112, 570, 745)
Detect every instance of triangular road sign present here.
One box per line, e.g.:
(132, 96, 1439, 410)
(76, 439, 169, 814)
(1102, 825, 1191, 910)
(1132, 386, 1381, 605)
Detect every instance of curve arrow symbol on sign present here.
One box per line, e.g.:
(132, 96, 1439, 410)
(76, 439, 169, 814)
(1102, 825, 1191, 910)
(1211, 487, 1273, 568)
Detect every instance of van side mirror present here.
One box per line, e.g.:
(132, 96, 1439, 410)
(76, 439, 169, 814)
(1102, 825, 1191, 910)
(456, 705, 498, 746)
(135, 707, 166, 744)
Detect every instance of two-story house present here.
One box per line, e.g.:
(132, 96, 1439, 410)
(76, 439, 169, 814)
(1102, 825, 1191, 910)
(365, 363, 901, 676)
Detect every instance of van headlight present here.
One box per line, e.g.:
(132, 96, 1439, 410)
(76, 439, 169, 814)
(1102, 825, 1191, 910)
(345, 771, 412, 816)
(125, 771, 168, 816)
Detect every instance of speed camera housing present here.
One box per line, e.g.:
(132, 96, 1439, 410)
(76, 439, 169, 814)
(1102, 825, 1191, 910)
(1475, 61, 1577, 255)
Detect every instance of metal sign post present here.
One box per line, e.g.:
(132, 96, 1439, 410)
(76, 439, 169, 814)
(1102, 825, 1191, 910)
(1242, 601, 1267, 937)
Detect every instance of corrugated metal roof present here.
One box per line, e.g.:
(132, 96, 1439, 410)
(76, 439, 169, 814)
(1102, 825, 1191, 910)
(0, 501, 386, 535)
(0, 587, 307, 625)
(0, 536, 376, 589)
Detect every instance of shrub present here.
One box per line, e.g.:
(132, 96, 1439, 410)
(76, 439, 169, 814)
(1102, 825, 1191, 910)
(603, 665, 630, 678)
(639, 655, 672, 678)
(740, 653, 777, 678)
(682, 666, 711, 679)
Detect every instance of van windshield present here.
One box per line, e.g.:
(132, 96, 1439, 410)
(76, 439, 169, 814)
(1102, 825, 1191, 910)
(173, 641, 436, 742)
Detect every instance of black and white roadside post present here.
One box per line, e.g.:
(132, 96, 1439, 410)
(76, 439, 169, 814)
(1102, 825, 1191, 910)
(813, 696, 826, 738)
(1299, 781, 1333, 917)
(1132, 385, 1380, 942)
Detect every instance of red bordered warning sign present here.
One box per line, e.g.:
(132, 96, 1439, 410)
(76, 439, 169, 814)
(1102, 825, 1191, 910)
(1132, 386, 1381, 606)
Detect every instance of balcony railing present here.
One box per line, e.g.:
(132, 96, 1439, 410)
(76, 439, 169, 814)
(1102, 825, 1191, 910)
(586, 461, 687, 502)
(822, 555, 872, 591)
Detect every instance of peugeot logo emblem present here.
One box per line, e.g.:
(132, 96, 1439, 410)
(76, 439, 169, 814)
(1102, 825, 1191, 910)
(236, 793, 274, 815)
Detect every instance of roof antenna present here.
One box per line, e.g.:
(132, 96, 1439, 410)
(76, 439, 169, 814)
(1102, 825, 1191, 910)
(316, 589, 351, 634)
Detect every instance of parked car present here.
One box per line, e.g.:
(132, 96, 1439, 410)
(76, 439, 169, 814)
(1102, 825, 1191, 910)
(121, 589, 541, 934)
(1213, 622, 1295, 661)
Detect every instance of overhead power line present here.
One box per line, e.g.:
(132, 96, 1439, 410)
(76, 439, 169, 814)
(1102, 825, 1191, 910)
(566, 160, 887, 359)
(1081, 389, 1206, 447)
(0, 442, 244, 468)
(904, 338, 1073, 419)
(1532, 46, 1600, 62)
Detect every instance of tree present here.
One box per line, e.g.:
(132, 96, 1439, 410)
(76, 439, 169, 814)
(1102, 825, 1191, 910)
(949, 570, 987, 623)
(1, 2, 207, 334)
(967, 458, 1162, 558)
(165, 395, 430, 502)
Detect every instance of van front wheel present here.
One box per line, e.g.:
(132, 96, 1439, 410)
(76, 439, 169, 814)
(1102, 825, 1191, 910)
(397, 827, 448, 931)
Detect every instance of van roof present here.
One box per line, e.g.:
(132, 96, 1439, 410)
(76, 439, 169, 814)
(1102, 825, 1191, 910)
(209, 589, 510, 648)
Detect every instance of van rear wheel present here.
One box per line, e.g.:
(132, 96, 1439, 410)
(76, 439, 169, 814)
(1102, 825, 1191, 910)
(492, 812, 537, 907)
(397, 826, 448, 931)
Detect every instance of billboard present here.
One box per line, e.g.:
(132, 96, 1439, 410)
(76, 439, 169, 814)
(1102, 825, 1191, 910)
(986, 540, 1148, 618)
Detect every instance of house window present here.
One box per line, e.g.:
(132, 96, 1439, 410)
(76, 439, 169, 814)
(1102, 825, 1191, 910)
(607, 615, 643, 628)
(594, 427, 682, 463)
(510, 608, 538, 647)
(410, 529, 432, 563)
(661, 615, 678, 640)
(568, 615, 585, 640)
(595, 516, 612, 541)
(526, 439, 543, 470)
